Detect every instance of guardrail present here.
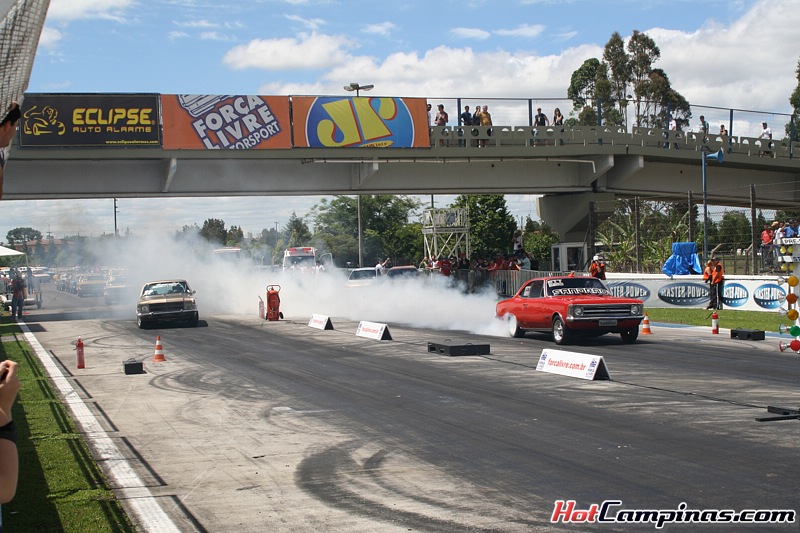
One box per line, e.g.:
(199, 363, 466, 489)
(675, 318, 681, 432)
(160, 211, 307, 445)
(428, 125, 799, 161)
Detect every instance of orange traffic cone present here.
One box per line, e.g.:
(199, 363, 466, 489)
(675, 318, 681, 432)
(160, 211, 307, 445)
(641, 313, 653, 334)
(152, 335, 166, 362)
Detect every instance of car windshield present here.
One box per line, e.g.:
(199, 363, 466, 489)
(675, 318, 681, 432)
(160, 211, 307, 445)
(387, 268, 417, 278)
(349, 269, 376, 280)
(142, 282, 189, 296)
(545, 277, 610, 296)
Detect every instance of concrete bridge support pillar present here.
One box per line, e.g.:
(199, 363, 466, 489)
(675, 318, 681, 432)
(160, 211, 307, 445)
(537, 192, 617, 243)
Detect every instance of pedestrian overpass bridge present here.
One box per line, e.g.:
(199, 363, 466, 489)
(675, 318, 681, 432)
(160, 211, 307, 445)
(6, 123, 799, 240)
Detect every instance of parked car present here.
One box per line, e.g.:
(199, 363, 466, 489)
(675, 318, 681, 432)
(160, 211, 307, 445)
(385, 266, 420, 280)
(104, 274, 135, 305)
(495, 276, 645, 345)
(136, 279, 199, 329)
(76, 273, 107, 297)
(345, 267, 378, 288)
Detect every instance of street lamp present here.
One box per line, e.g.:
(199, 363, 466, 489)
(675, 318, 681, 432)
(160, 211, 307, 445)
(343, 82, 374, 97)
(343, 82, 374, 266)
(701, 148, 724, 261)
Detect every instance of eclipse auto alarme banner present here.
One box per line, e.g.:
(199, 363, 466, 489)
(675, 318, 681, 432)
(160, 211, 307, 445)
(19, 94, 160, 147)
(292, 96, 430, 148)
(160, 95, 291, 150)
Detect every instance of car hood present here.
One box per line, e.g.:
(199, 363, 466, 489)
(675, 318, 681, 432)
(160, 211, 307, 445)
(138, 293, 195, 303)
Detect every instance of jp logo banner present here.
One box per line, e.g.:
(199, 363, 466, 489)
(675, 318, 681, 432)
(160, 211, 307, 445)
(161, 95, 291, 150)
(292, 96, 430, 148)
(20, 94, 160, 147)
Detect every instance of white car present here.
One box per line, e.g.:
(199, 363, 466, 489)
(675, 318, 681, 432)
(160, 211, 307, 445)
(345, 267, 378, 288)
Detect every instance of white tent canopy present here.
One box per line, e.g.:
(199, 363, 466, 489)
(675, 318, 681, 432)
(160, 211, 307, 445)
(0, 245, 24, 257)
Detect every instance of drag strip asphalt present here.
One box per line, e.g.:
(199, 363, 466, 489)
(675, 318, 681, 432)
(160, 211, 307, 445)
(19, 285, 800, 532)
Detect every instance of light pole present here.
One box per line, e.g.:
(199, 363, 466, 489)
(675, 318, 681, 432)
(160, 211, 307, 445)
(343, 82, 374, 97)
(701, 148, 724, 261)
(343, 82, 374, 267)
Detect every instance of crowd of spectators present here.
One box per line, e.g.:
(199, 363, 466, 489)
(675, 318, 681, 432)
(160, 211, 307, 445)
(761, 218, 800, 272)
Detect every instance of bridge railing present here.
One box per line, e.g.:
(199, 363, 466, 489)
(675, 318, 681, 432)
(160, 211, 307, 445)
(429, 125, 800, 161)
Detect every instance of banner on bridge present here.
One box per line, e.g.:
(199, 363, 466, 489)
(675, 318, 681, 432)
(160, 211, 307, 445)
(291, 96, 430, 148)
(161, 95, 291, 150)
(19, 94, 160, 148)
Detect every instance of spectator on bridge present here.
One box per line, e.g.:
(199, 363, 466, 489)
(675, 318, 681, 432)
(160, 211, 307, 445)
(533, 107, 549, 146)
(0, 102, 21, 199)
(460, 106, 472, 126)
(759, 121, 772, 157)
(472, 105, 482, 128)
(0, 359, 20, 505)
(552, 108, 564, 126)
(435, 104, 448, 127)
(478, 105, 492, 147)
(698, 115, 709, 135)
(426, 103, 432, 126)
(719, 124, 728, 137)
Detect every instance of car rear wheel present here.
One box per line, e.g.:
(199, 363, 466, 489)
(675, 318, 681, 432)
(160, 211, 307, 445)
(620, 328, 639, 344)
(505, 314, 523, 338)
(552, 316, 571, 345)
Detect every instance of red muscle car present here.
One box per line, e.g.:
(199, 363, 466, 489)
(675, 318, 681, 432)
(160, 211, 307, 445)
(495, 276, 645, 345)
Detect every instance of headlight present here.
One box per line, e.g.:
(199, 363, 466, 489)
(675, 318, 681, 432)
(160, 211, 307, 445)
(572, 306, 584, 317)
(183, 300, 196, 310)
(138, 304, 149, 313)
(631, 304, 641, 315)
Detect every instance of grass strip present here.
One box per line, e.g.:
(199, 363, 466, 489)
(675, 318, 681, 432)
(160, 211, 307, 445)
(0, 315, 135, 533)
(645, 307, 785, 332)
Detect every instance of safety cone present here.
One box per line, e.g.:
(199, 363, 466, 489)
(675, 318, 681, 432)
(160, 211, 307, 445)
(641, 313, 653, 334)
(711, 311, 719, 334)
(152, 335, 166, 362)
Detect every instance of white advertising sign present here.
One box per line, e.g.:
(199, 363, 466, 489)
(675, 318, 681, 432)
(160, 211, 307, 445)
(355, 321, 392, 340)
(536, 348, 611, 381)
(308, 314, 334, 330)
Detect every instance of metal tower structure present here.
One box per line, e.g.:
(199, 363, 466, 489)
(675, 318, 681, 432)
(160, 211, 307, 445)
(0, 0, 50, 110)
(421, 207, 469, 261)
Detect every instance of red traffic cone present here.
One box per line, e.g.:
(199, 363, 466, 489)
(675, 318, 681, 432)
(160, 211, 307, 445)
(641, 313, 653, 335)
(152, 335, 166, 362)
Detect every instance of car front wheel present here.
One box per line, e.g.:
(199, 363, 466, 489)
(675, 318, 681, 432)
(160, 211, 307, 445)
(552, 316, 571, 345)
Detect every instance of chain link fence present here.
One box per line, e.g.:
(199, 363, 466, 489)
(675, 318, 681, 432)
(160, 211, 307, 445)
(586, 181, 797, 275)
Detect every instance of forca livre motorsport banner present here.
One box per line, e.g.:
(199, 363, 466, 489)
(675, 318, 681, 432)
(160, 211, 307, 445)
(292, 96, 430, 148)
(19, 94, 160, 147)
(160, 95, 291, 150)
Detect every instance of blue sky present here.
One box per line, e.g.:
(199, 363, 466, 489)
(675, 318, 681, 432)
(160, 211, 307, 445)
(4, 0, 798, 242)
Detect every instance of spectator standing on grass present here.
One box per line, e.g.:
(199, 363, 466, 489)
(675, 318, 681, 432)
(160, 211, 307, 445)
(0, 359, 21, 505)
(10, 271, 25, 320)
(0, 103, 21, 199)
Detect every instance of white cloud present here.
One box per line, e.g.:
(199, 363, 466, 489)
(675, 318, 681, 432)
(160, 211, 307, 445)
(495, 23, 545, 38)
(222, 32, 357, 71)
(37, 26, 63, 49)
(200, 31, 235, 42)
(362, 22, 396, 36)
(285, 14, 326, 31)
(46, 0, 133, 22)
(168, 30, 189, 40)
(449, 27, 491, 40)
(173, 19, 218, 29)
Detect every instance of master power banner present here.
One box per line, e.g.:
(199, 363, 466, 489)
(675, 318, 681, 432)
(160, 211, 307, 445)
(161, 95, 291, 150)
(292, 96, 430, 148)
(19, 94, 160, 147)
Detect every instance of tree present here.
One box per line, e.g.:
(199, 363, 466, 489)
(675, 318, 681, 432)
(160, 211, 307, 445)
(200, 218, 227, 245)
(311, 195, 422, 265)
(284, 211, 312, 247)
(521, 218, 560, 269)
(6, 227, 42, 244)
(787, 57, 800, 141)
(450, 195, 516, 258)
(226, 225, 244, 246)
(627, 30, 660, 127)
(603, 31, 632, 127)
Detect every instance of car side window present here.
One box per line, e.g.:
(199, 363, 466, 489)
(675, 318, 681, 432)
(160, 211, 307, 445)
(529, 280, 543, 298)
